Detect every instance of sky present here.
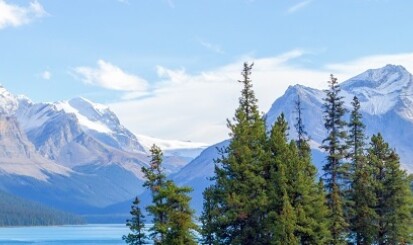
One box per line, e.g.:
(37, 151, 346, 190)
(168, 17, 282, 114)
(1, 0, 413, 144)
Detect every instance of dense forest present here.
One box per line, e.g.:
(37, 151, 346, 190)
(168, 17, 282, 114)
(124, 63, 413, 245)
(0, 189, 84, 226)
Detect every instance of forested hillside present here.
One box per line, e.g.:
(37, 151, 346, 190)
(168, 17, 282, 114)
(0, 190, 84, 226)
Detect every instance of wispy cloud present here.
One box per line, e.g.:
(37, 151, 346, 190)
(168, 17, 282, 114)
(0, 0, 47, 29)
(117, 0, 129, 4)
(287, 0, 313, 14)
(199, 39, 224, 54)
(73, 60, 149, 97)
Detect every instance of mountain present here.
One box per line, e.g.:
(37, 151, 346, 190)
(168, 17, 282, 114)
(172, 64, 413, 214)
(0, 87, 204, 220)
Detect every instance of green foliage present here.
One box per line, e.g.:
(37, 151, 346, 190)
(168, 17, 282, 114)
(142, 144, 168, 243)
(199, 186, 219, 245)
(142, 144, 198, 245)
(202, 64, 331, 245)
(123, 197, 148, 245)
(320, 74, 349, 244)
(204, 62, 268, 244)
(162, 181, 198, 245)
(347, 96, 377, 244)
(0, 190, 84, 226)
(268, 115, 330, 245)
(368, 134, 413, 244)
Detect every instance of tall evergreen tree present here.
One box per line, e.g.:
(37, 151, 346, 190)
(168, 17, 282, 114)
(270, 114, 330, 245)
(265, 114, 298, 245)
(368, 134, 413, 244)
(143, 144, 198, 245)
(208, 62, 268, 244)
(320, 74, 349, 244)
(123, 197, 148, 245)
(294, 95, 308, 154)
(142, 145, 168, 244)
(347, 96, 376, 245)
(200, 186, 219, 245)
(162, 181, 198, 245)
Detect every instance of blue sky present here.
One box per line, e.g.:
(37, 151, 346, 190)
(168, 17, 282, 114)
(1, 0, 413, 143)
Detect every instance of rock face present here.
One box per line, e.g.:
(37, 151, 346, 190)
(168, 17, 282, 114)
(172, 64, 413, 213)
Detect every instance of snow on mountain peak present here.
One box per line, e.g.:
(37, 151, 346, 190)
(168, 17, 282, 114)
(340, 64, 413, 115)
(0, 85, 19, 115)
(342, 64, 410, 91)
(54, 100, 112, 134)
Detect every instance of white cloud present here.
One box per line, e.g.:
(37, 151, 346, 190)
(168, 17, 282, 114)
(0, 0, 47, 29)
(73, 59, 149, 95)
(41, 70, 51, 80)
(287, 0, 313, 14)
(108, 50, 413, 144)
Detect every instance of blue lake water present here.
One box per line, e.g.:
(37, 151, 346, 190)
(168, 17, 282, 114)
(0, 224, 130, 244)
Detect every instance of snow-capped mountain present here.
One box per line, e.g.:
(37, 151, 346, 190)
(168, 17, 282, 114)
(171, 64, 413, 213)
(0, 86, 204, 219)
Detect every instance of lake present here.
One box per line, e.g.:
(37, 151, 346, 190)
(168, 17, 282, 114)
(0, 224, 130, 244)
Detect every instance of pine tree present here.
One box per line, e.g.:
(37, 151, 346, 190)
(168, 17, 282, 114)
(368, 134, 413, 244)
(123, 197, 148, 245)
(209, 62, 268, 244)
(294, 95, 308, 155)
(269, 114, 330, 245)
(162, 181, 198, 245)
(142, 144, 168, 244)
(347, 96, 376, 244)
(266, 114, 298, 245)
(200, 186, 219, 245)
(143, 144, 198, 245)
(320, 74, 349, 244)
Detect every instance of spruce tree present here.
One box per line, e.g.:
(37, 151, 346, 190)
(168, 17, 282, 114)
(269, 114, 330, 245)
(347, 96, 376, 244)
(294, 95, 307, 155)
(209, 62, 268, 244)
(143, 144, 198, 245)
(266, 114, 298, 245)
(200, 186, 219, 245)
(123, 197, 148, 245)
(320, 74, 349, 244)
(368, 134, 413, 244)
(162, 181, 198, 245)
(142, 144, 168, 244)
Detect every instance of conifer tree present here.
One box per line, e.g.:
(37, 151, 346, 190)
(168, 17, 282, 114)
(347, 96, 376, 244)
(142, 145, 168, 244)
(294, 95, 307, 155)
(269, 114, 330, 245)
(162, 181, 198, 245)
(368, 134, 413, 244)
(266, 114, 297, 244)
(143, 144, 198, 245)
(320, 74, 349, 244)
(209, 62, 268, 244)
(123, 197, 148, 245)
(200, 186, 219, 245)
